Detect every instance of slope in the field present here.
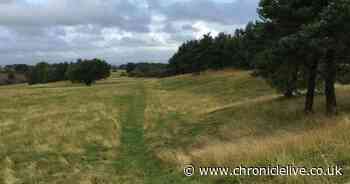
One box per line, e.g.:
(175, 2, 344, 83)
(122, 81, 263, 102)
(145, 69, 350, 184)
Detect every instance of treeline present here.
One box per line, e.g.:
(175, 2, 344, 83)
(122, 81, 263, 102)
(167, 30, 256, 75)
(28, 62, 69, 84)
(27, 58, 111, 86)
(119, 63, 168, 77)
(0, 64, 32, 74)
(166, 0, 350, 114)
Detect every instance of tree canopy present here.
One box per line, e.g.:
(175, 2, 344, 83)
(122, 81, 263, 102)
(66, 59, 111, 86)
(164, 0, 350, 115)
(27, 58, 111, 86)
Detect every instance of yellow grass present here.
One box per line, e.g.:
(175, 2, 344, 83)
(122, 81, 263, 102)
(0, 78, 132, 183)
(190, 117, 350, 166)
(144, 69, 350, 183)
(1, 69, 350, 183)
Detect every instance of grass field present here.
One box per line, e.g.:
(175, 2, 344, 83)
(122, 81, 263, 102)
(0, 70, 349, 183)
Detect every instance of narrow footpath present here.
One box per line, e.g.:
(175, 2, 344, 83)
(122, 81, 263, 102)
(116, 81, 200, 184)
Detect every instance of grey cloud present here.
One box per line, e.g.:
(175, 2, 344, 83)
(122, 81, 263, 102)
(0, 0, 259, 65)
(182, 24, 200, 32)
(0, 0, 151, 33)
(151, 0, 259, 25)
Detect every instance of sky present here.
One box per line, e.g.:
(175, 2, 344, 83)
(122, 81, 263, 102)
(0, 0, 260, 65)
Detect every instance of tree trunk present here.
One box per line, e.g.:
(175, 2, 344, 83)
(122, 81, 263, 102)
(305, 60, 318, 114)
(285, 65, 299, 98)
(325, 50, 337, 115)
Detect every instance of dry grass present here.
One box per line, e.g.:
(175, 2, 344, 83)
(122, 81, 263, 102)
(203, 94, 281, 114)
(144, 69, 350, 184)
(190, 117, 350, 165)
(144, 80, 219, 130)
(0, 77, 133, 183)
(1, 69, 350, 183)
(144, 70, 273, 130)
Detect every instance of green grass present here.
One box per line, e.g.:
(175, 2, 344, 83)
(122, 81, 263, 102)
(0, 69, 349, 183)
(114, 81, 208, 184)
(160, 70, 274, 103)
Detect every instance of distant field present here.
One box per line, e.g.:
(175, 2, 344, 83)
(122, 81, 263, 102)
(0, 70, 349, 183)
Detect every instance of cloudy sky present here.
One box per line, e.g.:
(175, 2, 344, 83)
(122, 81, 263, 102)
(0, 0, 259, 65)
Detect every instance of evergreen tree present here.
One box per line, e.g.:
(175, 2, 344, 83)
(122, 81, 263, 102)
(316, 0, 350, 114)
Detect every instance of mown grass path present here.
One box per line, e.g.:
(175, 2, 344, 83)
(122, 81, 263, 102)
(115, 81, 204, 184)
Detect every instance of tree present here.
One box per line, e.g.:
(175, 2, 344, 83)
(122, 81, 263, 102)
(66, 59, 111, 86)
(167, 31, 258, 76)
(256, 0, 350, 114)
(48, 62, 69, 82)
(256, 0, 326, 99)
(298, 0, 350, 114)
(28, 62, 50, 84)
(320, 0, 350, 114)
(164, 0, 350, 115)
(289, 27, 324, 113)
(257, 0, 350, 114)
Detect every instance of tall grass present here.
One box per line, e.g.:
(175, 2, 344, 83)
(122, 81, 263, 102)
(1, 70, 349, 183)
(145, 70, 350, 184)
(0, 78, 128, 183)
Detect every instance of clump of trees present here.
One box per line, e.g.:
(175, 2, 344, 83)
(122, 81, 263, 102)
(166, 0, 350, 115)
(168, 32, 252, 75)
(28, 58, 111, 86)
(28, 62, 50, 84)
(256, 0, 350, 114)
(66, 59, 111, 86)
(28, 62, 70, 84)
